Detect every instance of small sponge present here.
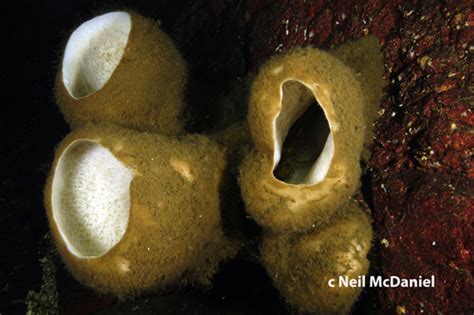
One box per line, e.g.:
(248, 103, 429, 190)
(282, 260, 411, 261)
(240, 44, 373, 232)
(55, 11, 187, 134)
(261, 201, 373, 314)
(44, 125, 236, 297)
(332, 35, 384, 158)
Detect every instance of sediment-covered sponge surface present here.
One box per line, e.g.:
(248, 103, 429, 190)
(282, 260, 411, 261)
(56, 11, 187, 134)
(44, 125, 235, 297)
(261, 201, 373, 314)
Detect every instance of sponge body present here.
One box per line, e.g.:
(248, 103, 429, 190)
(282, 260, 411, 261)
(332, 35, 384, 158)
(261, 201, 373, 314)
(240, 48, 367, 232)
(56, 11, 187, 134)
(44, 125, 234, 297)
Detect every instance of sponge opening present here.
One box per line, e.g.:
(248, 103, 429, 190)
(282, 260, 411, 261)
(273, 80, 334, 185)
(62, 11, 131, 99)
(51, 139, 133, 258)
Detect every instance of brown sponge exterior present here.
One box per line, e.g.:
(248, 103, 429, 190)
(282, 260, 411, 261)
(240, 47, 368, 232)
(261, 201, 373, 314)
(44, 124, 235, 297)
(55, 12, 187, 135)
(332, 35, 384, 158)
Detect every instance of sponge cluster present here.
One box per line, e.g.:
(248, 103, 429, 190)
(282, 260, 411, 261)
(45, 11, 236, 297)
(239, 36, 383, 314)
(46, 12, 383, 311)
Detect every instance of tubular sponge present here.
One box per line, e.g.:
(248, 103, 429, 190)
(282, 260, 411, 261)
(44, 125, 235, 297)
(239, 38, 383, 232)
(55, 11, 187, 134)
(261, 201, 373, 314)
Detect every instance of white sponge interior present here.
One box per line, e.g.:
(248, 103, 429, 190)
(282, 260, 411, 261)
(51, 140, 133, 258)
(273, 80, 334, 185)
(62, 11, 131, 99)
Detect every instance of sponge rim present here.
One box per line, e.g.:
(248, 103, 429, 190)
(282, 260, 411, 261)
(62, 11, 132, 99)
